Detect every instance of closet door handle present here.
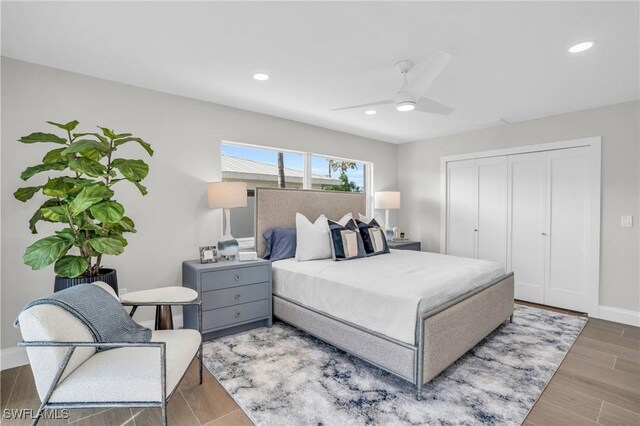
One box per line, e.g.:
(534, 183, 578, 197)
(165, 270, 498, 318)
(474, 229, 478, 232)
(541, 232, 548, 236)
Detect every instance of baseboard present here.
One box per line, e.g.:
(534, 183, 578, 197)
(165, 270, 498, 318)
(598, 305, 640, 327)
(1, 346, 29, 371)
(1, 314, 185, 371)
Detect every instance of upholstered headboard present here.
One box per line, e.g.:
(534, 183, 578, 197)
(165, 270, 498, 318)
(255, 188, 367, 258)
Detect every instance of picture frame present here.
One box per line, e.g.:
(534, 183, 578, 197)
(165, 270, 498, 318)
(199, 245, 218, 263)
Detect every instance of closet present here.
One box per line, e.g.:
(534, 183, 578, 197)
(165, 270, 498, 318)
(442, 139, 600, 314)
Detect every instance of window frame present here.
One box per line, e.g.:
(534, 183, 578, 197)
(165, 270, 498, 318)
(221, 140, 374, 245)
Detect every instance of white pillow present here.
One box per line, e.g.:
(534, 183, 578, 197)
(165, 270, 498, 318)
(358, 213, 385, 230)
(337, 212, 353, 226)
(295, 213, 332, 261)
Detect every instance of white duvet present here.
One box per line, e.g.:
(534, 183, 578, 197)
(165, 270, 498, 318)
(272, 250, 505, 345)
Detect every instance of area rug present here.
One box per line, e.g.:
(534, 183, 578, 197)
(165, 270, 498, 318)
(203, 305, 587, 425)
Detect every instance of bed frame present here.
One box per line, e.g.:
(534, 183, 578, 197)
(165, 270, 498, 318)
(255, 187, 514, 399)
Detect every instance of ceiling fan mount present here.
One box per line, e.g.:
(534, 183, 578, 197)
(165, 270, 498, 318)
(331, 52, 454, 116)
(395, 60, 414, 74)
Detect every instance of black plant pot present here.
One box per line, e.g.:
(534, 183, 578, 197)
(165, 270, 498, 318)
(54, 268, 118, 294)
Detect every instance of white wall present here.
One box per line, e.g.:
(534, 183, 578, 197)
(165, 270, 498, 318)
(1, 58, 398, 350)
(398, 101, 640, 313)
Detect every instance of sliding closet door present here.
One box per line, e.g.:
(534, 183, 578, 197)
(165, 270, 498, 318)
(544, 147, 591, 311)
(476, 157, 508, 268)
(446, 159, 476, 258)
(508, 152, 547, 304)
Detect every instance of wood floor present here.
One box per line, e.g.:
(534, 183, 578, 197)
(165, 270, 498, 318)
(1, 302, 638, 425)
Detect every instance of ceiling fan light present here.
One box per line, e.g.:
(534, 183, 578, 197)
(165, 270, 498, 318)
(396, 101, 415, 112)
(365, 110, 377, 115)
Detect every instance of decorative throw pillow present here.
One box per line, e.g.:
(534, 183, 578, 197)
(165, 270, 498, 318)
(327, 219, 366, 261)
(262, 228, 296, 261)
(356, 218, 390, 256)
(295, 213, 332, 261)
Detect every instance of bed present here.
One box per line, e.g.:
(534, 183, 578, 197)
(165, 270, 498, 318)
(255, 187, 514, 399)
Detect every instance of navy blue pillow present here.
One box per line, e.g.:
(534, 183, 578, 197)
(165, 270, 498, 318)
(327, 219, 366, 261)
(356, 219, 390, 256)
(263, 228, 296, 261)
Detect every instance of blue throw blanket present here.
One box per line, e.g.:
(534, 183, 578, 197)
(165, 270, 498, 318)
(15, 284, 151, 351)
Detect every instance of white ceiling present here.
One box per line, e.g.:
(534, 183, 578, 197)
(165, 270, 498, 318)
(2, 1, 639, 143)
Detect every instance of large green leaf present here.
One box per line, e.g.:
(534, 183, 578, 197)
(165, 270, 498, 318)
(42, 178, 74, 198)
(88, 237, 124, 255)
(19, 132, 67, 144)
(69, 157, 107, 177)
(28, 199, 59, 233)
(42, 147, 68, 164)
(20, 162, 67, 181)
(54, 255, 89, 278)
(113, 137, 154, 156)
(46, 120, 79, 132)
(61, 139, 109, 156)
(132, 181, 148, 196)
(63, 177, 95, 187)
(90, 200, 125, 223)
(72, 132, 108, 144)
(24, 235, 74, 270)
(77, 217, 102, 231)
(111, 159, 149, 181)
(14, 186, 42, 202)
(118, 216, 136, 232)
(40, 205, 69, 222)
(99, 127, 117, 139)
(68, 184, 114, 216)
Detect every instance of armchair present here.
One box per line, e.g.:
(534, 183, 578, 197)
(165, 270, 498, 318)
(17, 282, 202, 426)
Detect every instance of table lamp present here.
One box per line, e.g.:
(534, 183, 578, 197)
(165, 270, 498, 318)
(208, 181, 247, 259)
(374, 191, 401, 239)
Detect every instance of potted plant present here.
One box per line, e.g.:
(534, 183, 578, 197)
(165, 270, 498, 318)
(13, 120, 153, 292)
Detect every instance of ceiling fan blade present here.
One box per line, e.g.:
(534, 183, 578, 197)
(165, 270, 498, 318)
(415, 97, 454, 115)
(408, 51, 451, 99)
(330, 99, 394, 111)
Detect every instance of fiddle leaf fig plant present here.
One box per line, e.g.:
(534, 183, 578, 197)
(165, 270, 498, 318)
(14, 120, 153, 278)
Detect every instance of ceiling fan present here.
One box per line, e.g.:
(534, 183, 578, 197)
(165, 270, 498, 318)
(331, 52, 453, 115)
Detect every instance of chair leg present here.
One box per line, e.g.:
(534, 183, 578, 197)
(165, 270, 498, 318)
(30, 405, 44, 426)
(509, 314, 514, 323)
(199, 345, 203, 385)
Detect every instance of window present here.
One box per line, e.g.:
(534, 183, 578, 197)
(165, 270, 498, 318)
(311, 155, 366, 193)
(221, 142, 372, 239)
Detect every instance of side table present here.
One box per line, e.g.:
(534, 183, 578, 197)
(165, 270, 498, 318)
(121, 286, 198, 330)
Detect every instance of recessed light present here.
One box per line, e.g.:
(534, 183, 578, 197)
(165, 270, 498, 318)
(365, 110, 377, 115)
(568, 41, 595, 53)
(253, 73, 270, 81)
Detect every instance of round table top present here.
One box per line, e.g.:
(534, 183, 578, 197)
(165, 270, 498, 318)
(120, 286, 198, 304)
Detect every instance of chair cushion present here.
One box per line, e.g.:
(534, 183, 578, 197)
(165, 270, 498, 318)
(19, 304, 96, 401)
(49, 329, 201, 403)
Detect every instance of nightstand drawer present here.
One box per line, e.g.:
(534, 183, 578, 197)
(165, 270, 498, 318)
(201, 265, 270, 291)
(203, 299, 270, 331)
(202, 282, 270, 310)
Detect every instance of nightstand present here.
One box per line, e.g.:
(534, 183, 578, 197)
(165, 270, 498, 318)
(182, 258, 272, 340)
(387, 240, 422, 251)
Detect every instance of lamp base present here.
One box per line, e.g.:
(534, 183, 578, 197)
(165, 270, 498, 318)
(217, 235, 239, 259)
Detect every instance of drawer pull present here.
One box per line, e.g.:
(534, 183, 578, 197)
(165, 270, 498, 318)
(235, 311, 241, 318)
(234, 293, 241, 300)
(235, 274, 240, 281)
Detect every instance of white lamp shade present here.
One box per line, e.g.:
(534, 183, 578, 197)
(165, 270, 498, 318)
(374, 191, 401, 209)
(208, 182, 247, 209)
